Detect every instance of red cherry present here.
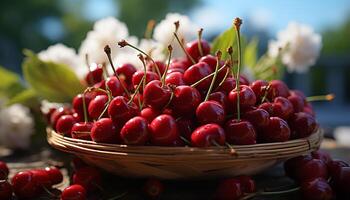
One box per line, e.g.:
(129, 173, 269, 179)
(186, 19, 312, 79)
(73, 167, 102, 192)
(108, 96, 139, 127)
(250, 80, 269, 103)
(176, 117, 195, 141)
(106, 76, 125, 97)
(328, 159, 349, 179)
(237, 176, 256, 193)
(242, 108, 270, 128)
(132, 71, 159, 92)
(143, 178, 164, 200)
(296, 159, 329, 182)
(267, 80, 290, 100)
(208, 91, 229, 111)
(0, 180, 12, 200)
(284, 155, 313, 180)
(147, 61, 166, 75)
(216, 77, 236, 94)
(44, 166, 63, 185)
(120, 116, 149, 145)
(199, 55, 217, 71)
(288, 93, 305, 112)
(288, 112, 317, 139)
(85, 64, 103, 85)
(239, 75, 250, 86)
(171, 85, 201, 116)
(333, 167, 350, 197)
(132, 93, 143, 108)
(303, 102, 316, 117)
(301, 178, 333, 200)
(228, 85, 257, 112)
(185, 39, 211, 61)
(0, 161, 9, 180)
(116, 63, 137, 85)
(196, 101, 225, 125)
(215, 178, 243, 200)
(72, 94, 92, 117)
(12, 171, 42, 199)
(258, 102, 273, 114)
(50, 107, 73, 129)
(260, 117, 290, 142)
(167, 62, 186, 74)
(88, 95, 108, 120)
(171, 57, 192, 69)
(271, 97, 293, 120)
(311, 150, 332, 165)
(191, 124, 225, 147)
(165, 72, 186, 86)
(140, 107, 161, 124)
(31, 169, 52, 188)
(183, 62, 213, 92)
(149, 114, 179, 146)
(56, 115, 76, 136)
(71, 157, 87, 171)
(71, 122, 93, 140)
(61, 184, 87, 200)
(143, 80, 172, 110)
(225, 119, 256, 145)
(91, 118, 119, 143)
(89, 80, 107, 99)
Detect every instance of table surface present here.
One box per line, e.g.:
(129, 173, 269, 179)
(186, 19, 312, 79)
(1, 139, 349, 200)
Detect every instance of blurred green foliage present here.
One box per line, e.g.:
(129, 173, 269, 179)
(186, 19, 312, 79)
(322, 16, 350, 54)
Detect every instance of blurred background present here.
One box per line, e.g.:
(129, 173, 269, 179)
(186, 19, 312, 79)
(0, 0, 349, 131)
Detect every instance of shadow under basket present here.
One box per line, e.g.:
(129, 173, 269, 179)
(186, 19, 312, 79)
(47, 128, 323, 180)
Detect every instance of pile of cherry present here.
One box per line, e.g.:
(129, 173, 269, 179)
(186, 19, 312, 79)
(47, 37, 319, 147)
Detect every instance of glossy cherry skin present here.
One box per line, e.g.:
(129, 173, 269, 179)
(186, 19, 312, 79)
(149, 114, 180, 146)
(0, 180, 12, 200)
(44, 166, 63, 185)
(303, 102, 316, 117)
(143, 80, 172, 110)
(116, 63, 137, 85)
(225, 119, 257, 145)
(147, 61, 166, 75)
(271, 97, 294, 120)
(250, 80, 269, 102)
(176, 117, 195, 140)
(242, 108, 270, 128)
(0, 161, 9, 180)
(185, 39, 211, 61)
(56, 115, 76, 136)
(72, 94, 92, 117)
(73, 167, 102, 192)
(108, 96, 140, 127)
(288, 93, 305, 112)
(216, 77, 236, 94)
(50, 107, 73, 129)
(85, 64, 103, 85)
(259, 117, 290, 142)
(165, 72, 186, 86)
(183, 62, 213, 92)
(237, 176, 256, 193)
(228, 85, 257, 112)
(12, 171, 42, 199)
(132, 71, 159, 92)
(91, 118, 119, 143)
(140, 107, 161, 124)
(284, 155, 313, 180)
(196, 101, 225, 125)
(191, 124, 226, 147)
(120, 116, 149, 145)
(171, 57, 192, 69)
(267, 80, 290, 100)
(311, 150, 332, 165)
(301, 178, 333, 200)
(71, 122, 93, 140)
(199, 55, 217, 71)
(295, 158, 329, 182)
(289, 112, 317, 139)
(88, 95, 108, 119)
(333, 167, 350, 197)
(61, 184, 87, 200)
(215, 178, 243, 200)
(106, 76, 125, 97)
(167, 62, 186, 74)
(171, 86, 201, 116)
(208, 91, 229, 111)
(328, 160, 349, 182)
(143, 178, 164, 200)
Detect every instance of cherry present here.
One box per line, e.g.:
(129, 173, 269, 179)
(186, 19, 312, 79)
(88, 95, 109, 120)
(140, 107, 160, 124)
(185, 39, 210, 62)
(89, 80, 107, 99)
(267, 80, 290, 100)
(303, 102, 316, 117)
(132, 93, 143, 108)
(71, 122, 93, 140)
(284, 155, 313, 180)
(143, 80, 172, 110)
(50, 107, 73, 129)
(228, 85, 257, 112)
(116, 63, 137, 85)
(300, 178, 333, 200)
(328, 160, 349, 182)
(237, 176, 256, 193)
(149, 114, 179, 146)
(165, 72, 185, 86)
(132, 71, 159, 92)
(44, 166, 63, 185)
(225, 119, 256, 145)
(311, 150, 332, 165)
(258, 102, 273, 114)
(85, 64, 103, 86)
(73, 167, 102, 192)
(333, 167, 350, 197)
(250, 80, 269, 102)
(0, 180, 12, 200)
(271, 97, 293, 120)
(239, 75, 250, 86)
(288, 93, 305, 113)
(108, 96, 139, 127)
(0, 161, 9, 180)
(120, 116, 149, 145)
(242, 108, 270, 128)
(295, 158, 329, 182)
(199, 54, 217, 71)
(183, 62, 213, 92)
(216, 77, 236, 94)
(71, 157, 87, 171)
(259, 117, 290, 142)
(168, 61, 187, 74)
(31, 169, 52, 188)
(191, 124, 225, 147)
(91, 118, 119, 143)
(143, 178, 164, 200)
(72, 94, 92, 117)
(106, 76, 125, 97)
(176, 117, 195, 141)
(196, 101, 225, 125)
(171, 57, 192, 69)
(215, 178, 243, 200)
(12, 171, 42, 199)
(147, 61, 166, 75)
(61, 184, 87, 200)
(288, 112, 317, 139)
(208, 91, 229, 111)
(167, 66, 185, 74)
(56, 115, 76, 136)
(171, 85, 201, 116)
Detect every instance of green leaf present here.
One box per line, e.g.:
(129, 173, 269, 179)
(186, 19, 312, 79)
(22, 49, 84, 102)
(244, 38, 259, 68)
(6, 89, 38, 107)
(0, 66, 26, 98)
(252, 54, 284, 81)
(211, 28, 238, 60)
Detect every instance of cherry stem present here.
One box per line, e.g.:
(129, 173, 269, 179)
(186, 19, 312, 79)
(144, 19, 155, 39)
(211, 140, 222, 148)
(190, 64, 228, 88)
(127, 54, 147, 107)
(227, 47, 235, 77)
(173, 32, 196, 64)
(214, 66, 230, 91)
(161, 45, 173, 86)
(205, 51, 222, 101)
(260, 84, 271, 104)
(234, 18, 242, 121)
(197, 28, 204, 56)
(104, 45, 131, 97)
(241, 186, 300, 200)
(306, 94, 335, 102)
(128, 75, 145, 105)
(180, 136, 191, 145)
(82, 91, 89, 123)
(225, 142, 237, 155)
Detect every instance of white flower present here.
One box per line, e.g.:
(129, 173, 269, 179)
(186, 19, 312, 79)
(0, 104, 34, 149)
(79, 17, 129, 65)
(153, 13, 199, 58)
(268, 22, 322, 73)
(40, 100, 63, 116)
(139, 39, 166, 62)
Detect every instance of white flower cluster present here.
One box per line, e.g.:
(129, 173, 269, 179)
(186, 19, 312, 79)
(0, 104, 34, 149)
(268, 22, 322, 73)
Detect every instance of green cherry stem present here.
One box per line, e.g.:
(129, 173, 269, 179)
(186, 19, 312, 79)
(190, 64, 228, 88)
(104, 45, 131, 97)
(197, 28, 204, 56)
(306, 94, 335, 102)
(241, 186, 300, 200)
(204, 51, 222, 101)
(234, 17, 242, 121)
(161, 45, 173, 86)
(215, 66, 230, 90)
(127, 54, 147, 106)
(173, 32, 196, 64)
(260, 84, 271, 104)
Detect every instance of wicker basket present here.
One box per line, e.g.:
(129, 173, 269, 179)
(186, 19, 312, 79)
(47, 128, 322, 180)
